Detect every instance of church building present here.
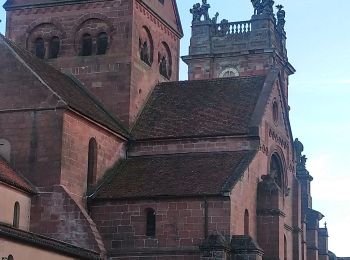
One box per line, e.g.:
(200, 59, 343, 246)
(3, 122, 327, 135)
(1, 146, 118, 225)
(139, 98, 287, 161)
(0, 0, 342, 259)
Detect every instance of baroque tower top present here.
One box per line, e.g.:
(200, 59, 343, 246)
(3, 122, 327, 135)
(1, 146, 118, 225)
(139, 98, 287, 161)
(182, 0, 294, 81)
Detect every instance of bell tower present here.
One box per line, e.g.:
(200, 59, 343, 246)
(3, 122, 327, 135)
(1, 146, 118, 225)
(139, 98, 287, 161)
(182, 0, 294, 82)
(4, 0, 183, 127)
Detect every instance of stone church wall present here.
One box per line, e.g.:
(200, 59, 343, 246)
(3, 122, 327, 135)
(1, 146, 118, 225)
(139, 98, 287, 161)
(91, 197, 230, 257)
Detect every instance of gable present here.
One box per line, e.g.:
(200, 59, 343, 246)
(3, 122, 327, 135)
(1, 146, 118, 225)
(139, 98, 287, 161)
(139, 0, 183, 36)
(0, 34, 129, 138)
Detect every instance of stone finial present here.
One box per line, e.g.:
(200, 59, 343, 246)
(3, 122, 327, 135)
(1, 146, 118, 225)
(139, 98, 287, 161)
(324, 222, 328, 229)
(190, 0, 211, 23)
(276, 4, 286, 31)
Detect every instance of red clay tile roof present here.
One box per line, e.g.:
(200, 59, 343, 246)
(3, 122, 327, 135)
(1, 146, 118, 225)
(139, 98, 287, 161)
(0, 157, 35, 194)
(95, 151, 256, 199)
(0, 34, 129, 138)
(131, 76, 265, 140)
(0, 223, 100, 259)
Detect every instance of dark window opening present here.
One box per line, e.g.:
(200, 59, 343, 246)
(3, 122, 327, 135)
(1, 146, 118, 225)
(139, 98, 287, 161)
(146, 208, 156, 237)
(244, 209, 249, 236)
(96, 32, 108, 55)
(13, 202, 20, 228)
(284, 235, 287, 260)
(159, 0, 164, 4)
(8, 255, 14, 260)
(81, 34, 93, 56)
(35, 38, 45, 59)
(49, 36, 60, 59)
(87, 138, 97, 193)
(270, 154, 283, 188)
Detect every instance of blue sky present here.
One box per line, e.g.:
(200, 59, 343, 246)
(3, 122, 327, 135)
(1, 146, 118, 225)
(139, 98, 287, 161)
(1, 0, 350, 256)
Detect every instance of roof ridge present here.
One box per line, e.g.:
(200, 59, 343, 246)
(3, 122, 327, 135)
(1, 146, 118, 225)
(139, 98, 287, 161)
(157, 75, 267, 87)
(0, 35, 68, 107)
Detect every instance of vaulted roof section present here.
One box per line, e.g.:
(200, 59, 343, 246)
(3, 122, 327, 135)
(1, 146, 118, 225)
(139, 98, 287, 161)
(95, 150, 257, 199)
(132, 76, 266, 140)
(0, 157, 36, 194)
(0, 34, 129, 138)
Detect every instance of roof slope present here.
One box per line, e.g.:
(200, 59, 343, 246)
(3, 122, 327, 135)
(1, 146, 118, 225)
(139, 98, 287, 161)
(0, 34, 128, 138)
(0, 157, 35, 194)
(132, 76, 266, 140)
(0, 223, 100, 259)
(95, 151, 256, 199)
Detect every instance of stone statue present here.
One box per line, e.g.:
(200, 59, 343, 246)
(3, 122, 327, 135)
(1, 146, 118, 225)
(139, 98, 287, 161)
(251, 0, 263, 15)
(219, 19, 230, 35)
(276, 4, 286, 31)
(294, 138, 304, 162)
(190, 3, 201, 22)
(262, 0, 275, 16)
(212, 12, 219, 24)
(190, 0, 211, 22)
(201, 0, 211, 21)
(300, 155, 307, 168)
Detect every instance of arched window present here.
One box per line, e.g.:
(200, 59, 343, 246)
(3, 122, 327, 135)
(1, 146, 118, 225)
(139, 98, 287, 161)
(35, 38, 45, 59)
(81, 33, 93, 56)
(244, 209, 249, 236)
(87, 138, 97, 192)
(13, 202, 20, 228)
(270, 154, 284, 188)
(8, 255, 14, 260)
(96, 32, 108, 55)
(146, 208, 156, 237)
(48, 36, 60, 59)
(272, 100, 279, 125)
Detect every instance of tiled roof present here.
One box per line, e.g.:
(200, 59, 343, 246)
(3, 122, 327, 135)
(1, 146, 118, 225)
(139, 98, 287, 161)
(0, 157, 35, 194)
(95, 151, 256, 199)
(131, 76, 265, 140)
(0, 223, 100, 259)
(0, 34, 129, 138)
